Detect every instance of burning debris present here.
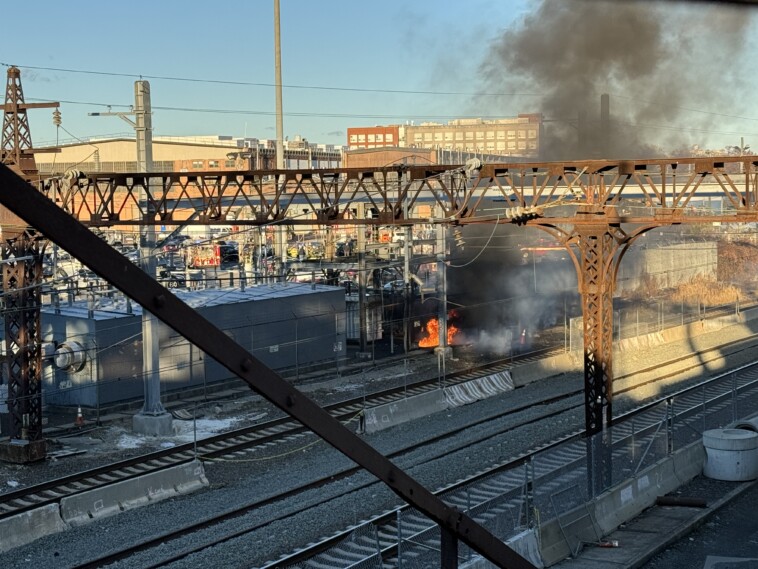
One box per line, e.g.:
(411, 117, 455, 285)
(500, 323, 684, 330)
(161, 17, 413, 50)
(418, 318, 460, 348)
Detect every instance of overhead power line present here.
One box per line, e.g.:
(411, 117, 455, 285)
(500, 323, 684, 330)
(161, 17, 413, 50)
(0, 61, 540, 98)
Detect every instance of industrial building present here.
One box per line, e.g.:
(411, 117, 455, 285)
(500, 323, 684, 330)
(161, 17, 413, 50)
(39, 283, 347, 408)
(347, 113, 544, 159)
(35, 135, 343, 175)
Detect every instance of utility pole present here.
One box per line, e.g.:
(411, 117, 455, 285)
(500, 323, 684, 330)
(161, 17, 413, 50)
(274, 0, 284, 170)
(89, 81, 172, 436)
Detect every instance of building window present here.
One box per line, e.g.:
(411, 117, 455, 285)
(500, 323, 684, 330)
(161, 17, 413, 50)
(486, 131, 495, 140)
(476, 131, 484, 140)
(376, 134, 384, 142)
(508, 141, 516, 149)
(528, 129, 537, 139)
(208, 160, 219, 168)
(507, 130, 516, 139)
(518, 141, 526, 150)
(414, 134, 423, 142)
(444, 131, 453, 141)
(225, 159, 235, 168)
(518, 130, 526, 139)
(529, 141, 538, 150)
(349, 134, 357, 143)
(192, 160, 204, 169)
(386, 134, 394, 142)
(434, 132, 443, 141)
(496, 141, 505, 150)
(465, 132, 474, 140)
(455, 132, 463, 141)
(497, 130, 506, 139)
(424, 133, 433, 142)
(368, 134, 375, 143)
(358, 134, 366, 143)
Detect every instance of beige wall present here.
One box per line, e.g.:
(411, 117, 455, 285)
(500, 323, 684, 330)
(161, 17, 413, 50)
(37, 139, 240, 174)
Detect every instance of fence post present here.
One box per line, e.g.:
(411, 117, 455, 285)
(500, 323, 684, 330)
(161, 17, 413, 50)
(396, 510, 403, 569)
(732, 372, 738, 422)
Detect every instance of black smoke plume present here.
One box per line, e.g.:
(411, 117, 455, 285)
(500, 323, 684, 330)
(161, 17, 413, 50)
(479, 0, 752, 159)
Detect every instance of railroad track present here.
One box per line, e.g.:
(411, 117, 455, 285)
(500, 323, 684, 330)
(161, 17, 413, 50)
(52, 334, 758, 568)
(0, 344, 561, 520)
(3, 331, 756, 567)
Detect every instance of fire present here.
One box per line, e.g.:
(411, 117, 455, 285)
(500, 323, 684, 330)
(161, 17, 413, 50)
(418, 318, 459, 348)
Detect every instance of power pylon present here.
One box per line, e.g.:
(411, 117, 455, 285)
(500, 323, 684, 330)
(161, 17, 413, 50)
(0, 65, 59, 177)
(0, 66, 57, 463)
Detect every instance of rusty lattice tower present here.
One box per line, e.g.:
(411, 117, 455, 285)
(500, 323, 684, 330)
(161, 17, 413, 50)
(0, 66, 57, 463)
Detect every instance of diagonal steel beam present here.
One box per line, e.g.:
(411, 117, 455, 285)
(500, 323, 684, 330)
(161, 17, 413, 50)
(0, 163, 537, 568)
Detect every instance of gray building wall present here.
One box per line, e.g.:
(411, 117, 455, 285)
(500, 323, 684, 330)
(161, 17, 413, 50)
(615, 242, 717, 294)
(40, 285, 346, 408)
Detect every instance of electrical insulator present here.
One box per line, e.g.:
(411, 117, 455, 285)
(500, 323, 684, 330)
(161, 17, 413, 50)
(52, 109, 62, 127)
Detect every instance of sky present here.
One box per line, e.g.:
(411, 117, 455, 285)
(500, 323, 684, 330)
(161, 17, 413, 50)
(2, 0, 757, 155)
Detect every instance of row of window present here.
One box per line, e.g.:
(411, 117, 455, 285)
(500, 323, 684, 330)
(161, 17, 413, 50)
(348, 141, 538, 152)
(413, 129, 537, 143)
(348, 133, 396, 144)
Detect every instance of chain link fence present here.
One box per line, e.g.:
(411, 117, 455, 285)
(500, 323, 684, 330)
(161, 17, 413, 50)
(278, 366, 758, 568)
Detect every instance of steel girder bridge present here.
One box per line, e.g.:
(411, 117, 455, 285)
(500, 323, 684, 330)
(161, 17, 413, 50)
(0, 157, 757, 568)
(37, 155, 758, 434)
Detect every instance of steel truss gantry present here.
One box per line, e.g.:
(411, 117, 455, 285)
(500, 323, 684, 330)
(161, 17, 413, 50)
(1, 156, 757, 566)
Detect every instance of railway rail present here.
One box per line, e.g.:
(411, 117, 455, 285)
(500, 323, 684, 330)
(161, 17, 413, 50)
(0, 344, 562, 518)
(7, 333, 754, 568)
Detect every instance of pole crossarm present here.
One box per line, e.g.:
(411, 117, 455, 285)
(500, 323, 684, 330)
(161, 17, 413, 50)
(36, 156, 758, 227)
(0, 163, 538, 568)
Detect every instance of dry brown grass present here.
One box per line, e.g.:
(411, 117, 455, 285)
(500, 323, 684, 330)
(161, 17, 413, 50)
(671, 273, 741, 306)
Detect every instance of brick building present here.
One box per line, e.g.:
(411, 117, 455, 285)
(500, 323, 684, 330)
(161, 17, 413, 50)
(347, 114, 543, 159)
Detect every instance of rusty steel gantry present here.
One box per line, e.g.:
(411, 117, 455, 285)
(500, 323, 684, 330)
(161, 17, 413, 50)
(0, 66, 58, 462)
(2, 154, 757, 569)
(34, 156, 758, 436)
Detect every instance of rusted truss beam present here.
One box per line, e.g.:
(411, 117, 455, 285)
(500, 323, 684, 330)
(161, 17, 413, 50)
(0, 166, 537, 567)
(37, 156, 757, 227)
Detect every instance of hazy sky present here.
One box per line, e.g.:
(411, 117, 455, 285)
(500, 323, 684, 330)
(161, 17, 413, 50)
(2, 0, 757, 154)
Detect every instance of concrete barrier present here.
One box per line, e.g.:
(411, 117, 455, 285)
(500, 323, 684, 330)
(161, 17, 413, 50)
(445, 371, 514, 408)
(60, 459, 208, 526)
(539, 441, 704, 566)
(363, 371, 516, 434)
(362, 390, 447, 434)
(461, 528, 544, 568)
(510, 353, 577, 388)
(0, 504, 68, 553)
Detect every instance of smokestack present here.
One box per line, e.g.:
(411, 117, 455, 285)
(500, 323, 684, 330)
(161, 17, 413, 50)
(600, 93, 610, 157)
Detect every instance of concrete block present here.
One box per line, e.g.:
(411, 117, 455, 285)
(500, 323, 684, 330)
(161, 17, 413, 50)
(362, 390, 447, 434)
(132, 411, 174, 436)
(445, 371, 513, 408)
(60, 459, 208, 526)
(0, 504, 69, 553)
(460, 528, 544, 568)
(703, 428, 758, 481)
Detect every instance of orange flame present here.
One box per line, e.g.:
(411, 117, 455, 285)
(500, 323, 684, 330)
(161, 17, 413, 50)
(418, 319, 459, 348)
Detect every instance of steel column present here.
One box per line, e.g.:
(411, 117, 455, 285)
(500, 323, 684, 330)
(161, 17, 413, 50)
(0, 233, 46, 462)
(574, 219, 622, 496)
